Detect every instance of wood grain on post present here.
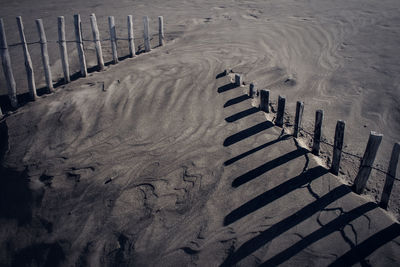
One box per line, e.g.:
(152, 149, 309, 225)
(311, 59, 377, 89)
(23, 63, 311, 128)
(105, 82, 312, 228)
(0, 18, 18, 108)
(259, 89, 269, 112)
(275, 95, 286, 127)
(127, 15, 135, 57)
(90, 14, 104, 70)
(312, 110, 324, 155)
(158, 16, 164, 46)
(108, 16, 118, 64)
(234, 74, 242, 86)
(353, 131, 383, 194)
(331, 120, 345, 175)
(36, 19, 54, 93)
(380, 142, 400, 209)
(74, 14, 87, 77)
(58, 16, 70, 83)
(143, 16, 151, 52)
(293, 101, 304, 138)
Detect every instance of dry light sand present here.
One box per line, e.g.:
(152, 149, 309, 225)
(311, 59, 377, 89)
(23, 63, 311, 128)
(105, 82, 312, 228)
(0, 0, 400, 266)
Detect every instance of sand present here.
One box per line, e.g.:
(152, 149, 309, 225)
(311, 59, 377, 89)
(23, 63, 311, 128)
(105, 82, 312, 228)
(1, 0, 400, 266)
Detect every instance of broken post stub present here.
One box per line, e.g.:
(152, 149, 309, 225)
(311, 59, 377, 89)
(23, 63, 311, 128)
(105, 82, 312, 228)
(259, 89, 269, 113)
(312, 109, 324, 155)
(234, 74, 242, 86)
(275, 95, 286, 127)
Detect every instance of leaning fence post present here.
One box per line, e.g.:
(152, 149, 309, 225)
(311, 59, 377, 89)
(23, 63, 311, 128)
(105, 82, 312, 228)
(259, 89, 269, 112)
(353, 131, 383, 194)
(0, 18, 18, 108)
(58, 16, 70, 83)
(380, 142, 400, 209)
(108, 16, 118, 64)
(74, 14, 87, 77)
(36, 19, 54, 93)
(158, 16, 164, 46)
(234, 74, 242, 86)
(293, 101, 304, 138)
(312, 110, 324, 155)
(90, 14, 104, 70)
(127, 15, 135, 57)
(275, 95, 286, 127)
(331, 120, 345, 175)
(143, 16, 151, 52)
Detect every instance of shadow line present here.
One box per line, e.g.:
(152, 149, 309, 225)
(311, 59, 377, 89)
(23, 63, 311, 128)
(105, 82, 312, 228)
(225, 107, 259, 123)
(223, 121, 274, 147)
(224, 95, 250, 108)
(216, 71, 227, 79)
(218, 83, 237, 93)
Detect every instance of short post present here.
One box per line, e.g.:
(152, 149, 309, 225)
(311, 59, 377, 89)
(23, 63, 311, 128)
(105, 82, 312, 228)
(36, 19, 54, 93)
(293, 101, 304, 138)
(0, 18, 18, 108)
(249, 83, 255, 98)
(234, 74, 242, 86)
(275, 95, 286, 127)
(312, 110, 324, 155)
(158, 16, 164, 46)
(353, 131, 383, 194)
(90, 14, 104, 70)
(127, 15, 135, 57)
(74, 14, 87, 77)
(58, 16, 70, 83)
(143, 16, 151, 52)
(108, 16, 118, 64)
(331, 120, 345, 175)
(380, 142, 400, 209)
(259, 89, 269, 112)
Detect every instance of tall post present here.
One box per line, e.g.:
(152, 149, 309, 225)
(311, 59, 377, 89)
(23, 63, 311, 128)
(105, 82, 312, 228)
(0, 18, 18, 108)
(74, 14, 87, 77)
(90, 14, 104, 70)
(127, 15, 135, 57)
(234, 74, 242, 86)
(143, 16, 151, 52)
(36, 19, 54, 93)
(158, 16, 164, 46)
(312, 110, 324, 155)
(259, 89, 269, 112)
(380, 142, 400, 209)
(275, 95, 286, 127)
(353, 132, 383, 194)
(108, 16, 118, 64)
(58, 16, 70, 83)
(249, 83, 255, 98)
(293, 101, 304, 138)
(331, 120, 345, 175)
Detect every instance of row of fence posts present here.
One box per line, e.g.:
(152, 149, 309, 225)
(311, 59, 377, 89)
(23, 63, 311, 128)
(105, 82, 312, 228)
(233, 72, 399, 210)
(0, 14, 165, 112)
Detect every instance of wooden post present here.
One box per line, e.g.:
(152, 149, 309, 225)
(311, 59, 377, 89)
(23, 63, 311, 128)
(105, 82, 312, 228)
(249, 83, 255, 98)
(143, 16, 151, 52)
(234, 74, 242, 86)
(58, 16, 70, 83)
(0, 18, 18, 108)
(158, 16, 164, 46)
(275, 95, 286, 127)
(380, 142, 400, 209)
(312, 110, 324, 155)
(259, 89, 269, 112)
(353, 131, 383, 194)
(74, 14, 87, 77)
(108, 16, 118, 64)
(127, 15, 135, 57)
(293, 101, 304, 138)
(36, 19, 54, 93)
(90, 14, 104, 70)
(331, 120, 345, 175)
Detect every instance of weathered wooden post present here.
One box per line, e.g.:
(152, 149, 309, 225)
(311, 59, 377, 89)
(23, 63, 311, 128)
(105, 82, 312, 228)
(36, 19, 54, 93)
(275, 95, 286, 127)
(90, 14, 104, 70)
(380, 142, 400, 209)
(74, 14, 87, 77)
(331, 120, 345, 175)
(16, 16, 37, 100)
(58, 16, 70, 83)
(293, 101, 304, 138)
(259, 89, 269, 112)
(108, 16, 118, 64)
(312, 110, 324, 155)
(143, 16, 151, 52)
(249, 83, 255, 98)
(234, 74, 242, 86)
(158, 16, 164, 46)
(127, 15, 135, 57)
(0, 18, 18, 108)
(353, 131, 383, 194)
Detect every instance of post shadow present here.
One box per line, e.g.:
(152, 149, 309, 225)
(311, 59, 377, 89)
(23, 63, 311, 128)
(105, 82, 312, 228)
(225, 107, 259, 123)
(218, 83, 237, 93)
(220, 184, 351, 267)
(223, 121, 274, 147)
(224, 95, 250, 108)
(216, 71, 227, 79)
(232, 147, 309, 188)
(261, 202, 377, 266)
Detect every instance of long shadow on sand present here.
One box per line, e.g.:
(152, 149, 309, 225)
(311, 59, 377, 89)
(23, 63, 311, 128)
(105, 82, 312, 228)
(218, 83, 238, 93)
(224, 95, 250, 108)
(223, 121, 274, 147)
(225, 107, 259, 123)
